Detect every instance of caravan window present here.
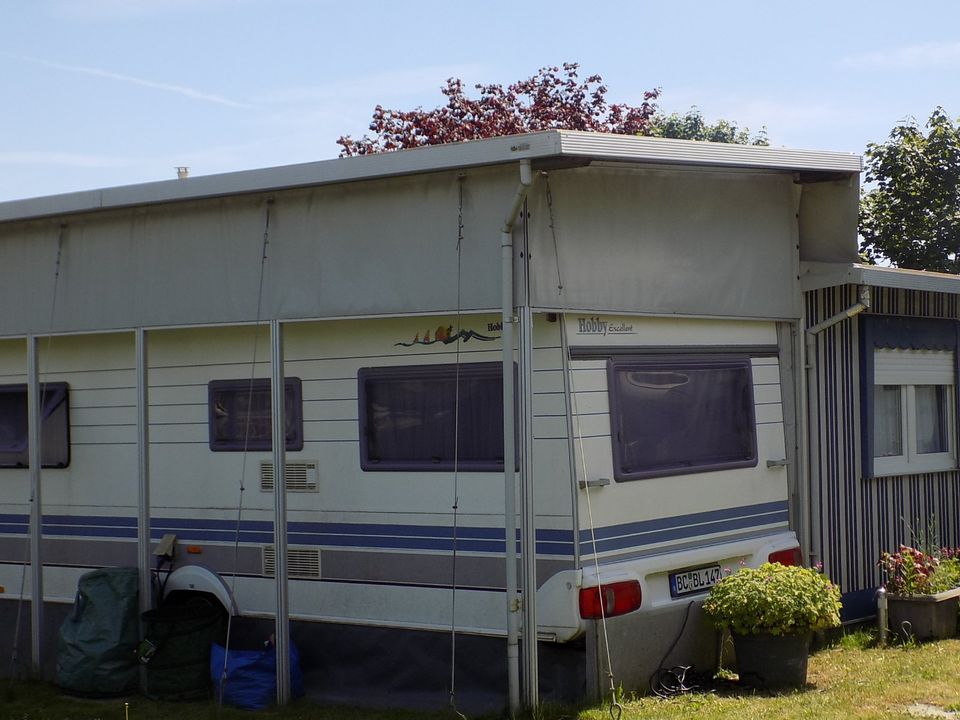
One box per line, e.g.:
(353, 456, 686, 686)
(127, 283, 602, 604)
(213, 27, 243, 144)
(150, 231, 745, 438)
(608, 357, 757, 481)
(207, 378, 303, 451)
(0, 382, 70, 468)
(358, 362, 509, 471)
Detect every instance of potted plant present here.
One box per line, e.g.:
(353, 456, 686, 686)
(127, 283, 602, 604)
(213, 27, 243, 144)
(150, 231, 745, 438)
(702, 562, 842, 689)
(879, 545, 960, 641)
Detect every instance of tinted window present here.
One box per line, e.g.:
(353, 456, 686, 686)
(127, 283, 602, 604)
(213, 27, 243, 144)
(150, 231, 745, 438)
(0, 382, 70, 468)
(208, 378, 303, 451)
(608, 357, 757, 480)
(359, 362, 507, 471)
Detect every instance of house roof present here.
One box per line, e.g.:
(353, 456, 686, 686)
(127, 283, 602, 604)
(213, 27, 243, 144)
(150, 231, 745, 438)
(0, 130, 862, 225)
(801, 262, 960, 294)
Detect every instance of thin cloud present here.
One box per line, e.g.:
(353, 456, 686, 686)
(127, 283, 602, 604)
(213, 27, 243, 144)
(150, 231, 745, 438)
(840, 42, 960, 70)
(9, 54, 253, 109)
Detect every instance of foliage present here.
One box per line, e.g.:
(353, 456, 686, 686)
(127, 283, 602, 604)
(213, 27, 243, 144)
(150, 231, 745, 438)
(337, 63, 660, 156)
(879, 545, 960, 595)
(337, 64, 767, 156)
(859, 107, 960, 272)
(648, 107, 768, 146)
(702, 562, 842, 636)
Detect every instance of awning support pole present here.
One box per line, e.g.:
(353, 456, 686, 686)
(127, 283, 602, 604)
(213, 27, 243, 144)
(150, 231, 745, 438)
(501, 159, 533, 716)
(271, 319, 291, 705)
(27, 336, 43, 677)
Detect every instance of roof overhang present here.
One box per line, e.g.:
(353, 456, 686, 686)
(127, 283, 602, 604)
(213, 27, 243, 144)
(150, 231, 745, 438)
(801, 261, 960, 294)
(0, 130, 862, 225)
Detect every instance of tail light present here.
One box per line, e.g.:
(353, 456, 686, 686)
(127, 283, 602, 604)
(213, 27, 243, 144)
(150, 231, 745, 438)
(578, 580, 642, 619)
(768, 547, 803, 566)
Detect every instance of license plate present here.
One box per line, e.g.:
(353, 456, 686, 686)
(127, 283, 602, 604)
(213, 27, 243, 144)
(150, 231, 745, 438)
(669, 564, 723, 598)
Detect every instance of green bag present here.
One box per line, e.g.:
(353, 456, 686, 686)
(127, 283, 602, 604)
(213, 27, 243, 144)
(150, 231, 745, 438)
(56, 567, 140, 696)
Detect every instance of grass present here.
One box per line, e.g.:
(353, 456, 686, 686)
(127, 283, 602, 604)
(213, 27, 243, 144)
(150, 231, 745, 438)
(4, 633, 960, 720)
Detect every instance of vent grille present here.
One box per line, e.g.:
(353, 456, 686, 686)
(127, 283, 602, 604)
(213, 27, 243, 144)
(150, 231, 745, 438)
(262, 546, 321, 578)
(260, 461, 319, 492)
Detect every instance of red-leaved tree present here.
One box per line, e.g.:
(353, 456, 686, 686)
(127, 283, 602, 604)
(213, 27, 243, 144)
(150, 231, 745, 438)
(337, 63, 661, 157)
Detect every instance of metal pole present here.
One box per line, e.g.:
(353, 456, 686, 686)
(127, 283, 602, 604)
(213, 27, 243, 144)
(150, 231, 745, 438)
(501, 229, 520, 715)
(519, 304, 538, 708)
(501, 160, 533, 716)
(518, 204, 539, 708)
(27, 336, 43, 677)
(270, 319, 291, 705)
(136, 328, 152, 613)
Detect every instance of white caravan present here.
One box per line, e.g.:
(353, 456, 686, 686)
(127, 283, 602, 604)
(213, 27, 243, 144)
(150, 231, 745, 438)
(0, 131, 861, 711)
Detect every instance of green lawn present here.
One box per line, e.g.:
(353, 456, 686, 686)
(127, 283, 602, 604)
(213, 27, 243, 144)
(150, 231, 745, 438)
(5, 634, 960, 720)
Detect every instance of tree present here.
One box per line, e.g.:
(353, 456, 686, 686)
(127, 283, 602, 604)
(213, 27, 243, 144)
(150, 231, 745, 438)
(337, 63, 762, 156)
(648, 107, 768, 146)
(859, 108, 960, 272)
(337, 63, 660, 156)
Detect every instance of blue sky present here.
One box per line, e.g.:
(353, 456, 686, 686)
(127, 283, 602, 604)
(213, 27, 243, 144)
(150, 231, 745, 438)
(2, 0, 959, 202)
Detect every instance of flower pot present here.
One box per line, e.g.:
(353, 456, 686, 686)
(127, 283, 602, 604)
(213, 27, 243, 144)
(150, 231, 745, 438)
(732, 631, 811, 689)
(887, 586, 960, 641)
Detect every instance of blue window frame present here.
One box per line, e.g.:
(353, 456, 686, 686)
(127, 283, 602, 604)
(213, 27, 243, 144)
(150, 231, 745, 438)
(208, 378, 303, 451)
(0, 382, 70, 468)
(358, 362, 512, 471)
(607, 356, 757, 481)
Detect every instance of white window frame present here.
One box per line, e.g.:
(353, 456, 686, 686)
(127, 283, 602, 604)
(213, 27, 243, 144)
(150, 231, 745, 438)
(873, 349, 956, 477)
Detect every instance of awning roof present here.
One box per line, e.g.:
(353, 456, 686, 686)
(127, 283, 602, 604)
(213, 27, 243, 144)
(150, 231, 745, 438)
(801, 261, 960, 294)
(0, 130, 862, 225)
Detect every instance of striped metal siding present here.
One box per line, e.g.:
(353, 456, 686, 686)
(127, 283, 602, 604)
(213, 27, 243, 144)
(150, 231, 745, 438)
(806, 285, 960, 596)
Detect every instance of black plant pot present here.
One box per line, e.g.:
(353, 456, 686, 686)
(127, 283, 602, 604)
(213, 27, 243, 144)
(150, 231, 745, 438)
(732, 631, 811, 689)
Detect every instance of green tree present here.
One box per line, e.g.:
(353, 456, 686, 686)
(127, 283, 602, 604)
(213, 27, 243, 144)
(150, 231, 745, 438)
(648, 106, 768, 146)
(338, 64, 767, 156)
(860, 108, 960, 272)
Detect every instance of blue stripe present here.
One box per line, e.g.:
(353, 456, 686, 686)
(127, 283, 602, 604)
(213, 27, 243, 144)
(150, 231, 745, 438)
(44, 514, 137, 527)
(0, 503, 781, 562)
(0, 512, 576, 557)
(579, 501, 789, 556)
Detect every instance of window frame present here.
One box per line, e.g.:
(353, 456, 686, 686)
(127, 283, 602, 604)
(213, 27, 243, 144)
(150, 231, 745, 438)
(871, 350, 956, 477)
(357, 361, 515, 472)
(859, 316, 960, 479)
(606, 355, 759, 482)
(0, 382, 71, 469)
(207, 377, 304, 452)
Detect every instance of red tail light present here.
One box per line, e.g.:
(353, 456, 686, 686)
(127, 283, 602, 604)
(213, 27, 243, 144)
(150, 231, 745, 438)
(768, 547, 803, 566)
(578, 580, 642, 619)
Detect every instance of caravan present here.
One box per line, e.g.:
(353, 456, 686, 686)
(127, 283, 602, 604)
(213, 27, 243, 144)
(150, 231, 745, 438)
(0, 131, 862, 710)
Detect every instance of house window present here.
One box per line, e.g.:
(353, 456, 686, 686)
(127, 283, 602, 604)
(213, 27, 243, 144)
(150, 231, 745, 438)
(872, 349, 955, 476)
(208, 378, 303, 451)
(358, 362, 510, 471)
(607, 356, 758, 481)
(0, 382, 70, 468)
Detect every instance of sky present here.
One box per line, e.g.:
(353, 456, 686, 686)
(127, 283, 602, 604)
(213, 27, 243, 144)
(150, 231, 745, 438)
(1, 0, 959, 202)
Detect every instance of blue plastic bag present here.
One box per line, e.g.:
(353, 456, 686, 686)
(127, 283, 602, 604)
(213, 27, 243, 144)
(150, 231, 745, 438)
(210, 641, 303, 709)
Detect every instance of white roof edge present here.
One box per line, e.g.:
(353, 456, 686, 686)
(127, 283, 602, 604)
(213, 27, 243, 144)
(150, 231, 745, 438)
(558, 131, 862, 173)
(0, 130, 861, 224)
(801, 261, 960, 294)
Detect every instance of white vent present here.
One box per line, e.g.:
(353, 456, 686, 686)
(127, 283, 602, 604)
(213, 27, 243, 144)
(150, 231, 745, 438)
(260, 461, 319, 492)
(262, 546, 321, 578)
